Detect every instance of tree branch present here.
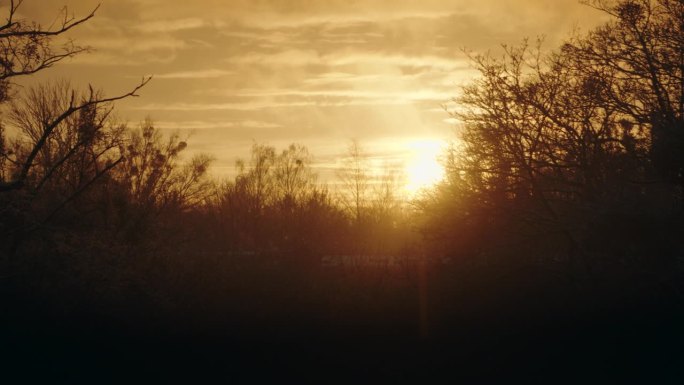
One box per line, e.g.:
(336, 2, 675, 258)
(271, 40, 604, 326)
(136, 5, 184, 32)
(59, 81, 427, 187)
(0, 77, 151, 192)
(0, 4, 100, 38)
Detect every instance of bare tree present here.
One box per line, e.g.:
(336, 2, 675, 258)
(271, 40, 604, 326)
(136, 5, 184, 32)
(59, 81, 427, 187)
(570, 0, 684, 183)
(273, 143, 316, 204)
(0, 2, 151, 193)
(3, 81, 127, 218)
(0, 2, 150, 261)
(372, 161, 404, 218)
(337, 139, 371, 223)
(0, 78, 149, 193)
(422, 0, 684, 270)
(117, 119, 213, 211)
(235, 142, 276, 216)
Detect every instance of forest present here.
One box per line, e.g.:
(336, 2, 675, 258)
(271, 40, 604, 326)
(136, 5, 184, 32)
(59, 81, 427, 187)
(1, 0, 682, 382)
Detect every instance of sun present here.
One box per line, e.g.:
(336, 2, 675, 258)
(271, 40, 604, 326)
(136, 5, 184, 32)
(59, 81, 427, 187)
(404, 139, 445, 197)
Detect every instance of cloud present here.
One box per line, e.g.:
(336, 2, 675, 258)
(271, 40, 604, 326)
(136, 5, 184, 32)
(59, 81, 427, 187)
(154, 120, 281, 130)
(154, 69, 235, 79)
(233, 88, 453, 104)
(224, 50, 467, 75)
(136, 18, 207, 33)
(134, 98, 415, 112)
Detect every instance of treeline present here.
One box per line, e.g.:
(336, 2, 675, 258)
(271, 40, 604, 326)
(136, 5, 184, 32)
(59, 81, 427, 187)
(1, 93, 416, 268)
(1, 114, 419, 316)
(207, 140, 416, 260)
(0, 1, 423, 334)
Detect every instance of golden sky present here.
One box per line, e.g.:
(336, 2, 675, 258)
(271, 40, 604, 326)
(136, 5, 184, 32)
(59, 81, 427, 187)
(15, 0, 607, 185)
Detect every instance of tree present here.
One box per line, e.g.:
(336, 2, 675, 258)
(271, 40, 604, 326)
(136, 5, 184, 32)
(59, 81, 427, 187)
(336, 139, 371, 223)
(0, 79, 149, 193)
(117, 119, 213, 212)
(334, 140, 416, 254)
(0, 2, 150, 260)
(234, 142, 276, 217)
(273, 143, 316, 204)
(0, 1, 150, 193)
(371, 161, 403, 217)
(213, 142, 348, 257)
(570, 0, 684, 184)
(7, 81, 125, 195)
(422, 0, 683, 272)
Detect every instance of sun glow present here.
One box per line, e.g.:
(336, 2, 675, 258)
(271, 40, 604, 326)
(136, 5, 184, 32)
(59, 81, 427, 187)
(404, 139, 445, 197)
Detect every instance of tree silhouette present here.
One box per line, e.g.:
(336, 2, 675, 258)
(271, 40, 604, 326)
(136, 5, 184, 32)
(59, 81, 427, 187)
(0, 3, 150, 263)
(273, 143, 316, 205)
(336, 139, 371, 224)
(117, 119, 213, 211)
(572, 0, 683, 184)
(422, 0, 683, 274)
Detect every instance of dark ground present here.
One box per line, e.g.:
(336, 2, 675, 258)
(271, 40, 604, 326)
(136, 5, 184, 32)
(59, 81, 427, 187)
(2, 262, 683, 384)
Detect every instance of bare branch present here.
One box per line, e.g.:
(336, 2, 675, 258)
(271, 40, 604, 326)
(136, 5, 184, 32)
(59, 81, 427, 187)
(0, 47, 89, 81)
(0, 77, 151, 192)
(0, 4, 100, 38)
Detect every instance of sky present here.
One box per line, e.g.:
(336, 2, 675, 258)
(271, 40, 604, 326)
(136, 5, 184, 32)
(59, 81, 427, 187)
(11, 0, 608, 189)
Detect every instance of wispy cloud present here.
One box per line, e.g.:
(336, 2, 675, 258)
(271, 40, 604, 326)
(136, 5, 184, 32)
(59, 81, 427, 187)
(154, 120, 281, 130)
(134, 98, 416, 112)
(136, 18, 207, 33)
(154, 69, 235, 79)
(233, 89, 452, 102)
